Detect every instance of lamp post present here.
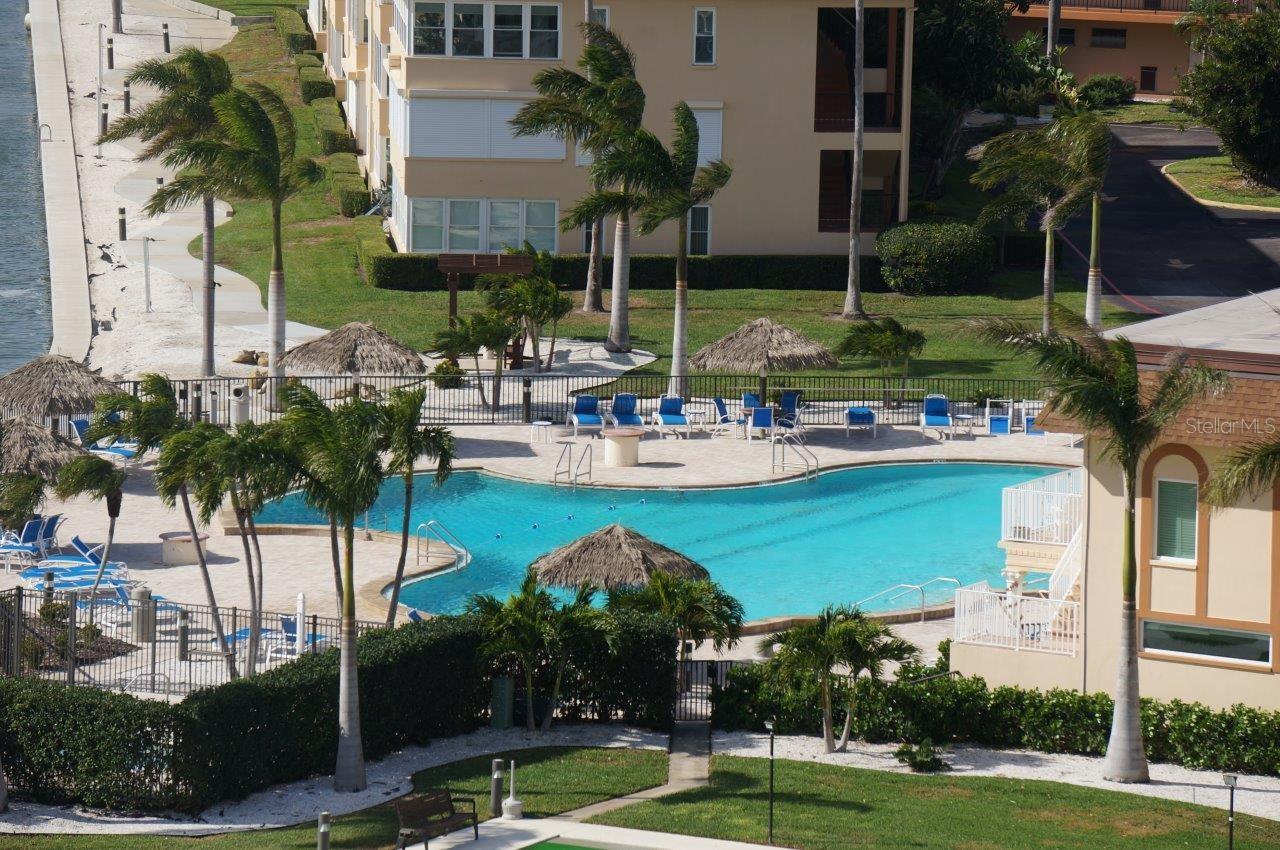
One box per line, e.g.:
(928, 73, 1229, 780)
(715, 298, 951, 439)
(764, 717, 776, 846)
(142, 236, 155, 313)
(96, 23, 106, 158)
(1223, 774, 1237, 849)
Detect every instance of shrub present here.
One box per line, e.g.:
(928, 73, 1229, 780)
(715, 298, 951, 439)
(294, 52, 322, 69)
(331, 173, 369, 217)
(38, 601, 68, 626)
(312, 98, 355, 155)
(895, 738, 950, 772)
(298, 65, 335, 104)
(274, 8, 314, 54)
(359, 247, 887, 294)
(430, 360, 465, 389)
(876, 221, 995, 295)
(1080, 74, 1136, 108)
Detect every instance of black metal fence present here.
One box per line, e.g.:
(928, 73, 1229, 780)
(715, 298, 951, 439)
(0, 586, 381, 697)
(677, 659, 749, 721)
(117, 373, 1048, 429)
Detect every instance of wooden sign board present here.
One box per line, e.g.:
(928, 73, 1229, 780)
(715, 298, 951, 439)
(437, 253, 536, 275)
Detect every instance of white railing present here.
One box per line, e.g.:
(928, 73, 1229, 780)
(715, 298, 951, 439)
(772, 433, 819, 480)
(415, 520, 471, 571)
(1001, 467, 1084, 545)
(954, 584, 1081, 656)
(854, 576, 960, 622)
(1048, 526, 1084, 603)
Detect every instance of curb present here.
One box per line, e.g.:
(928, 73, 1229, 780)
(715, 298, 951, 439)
(1160, 162, 1280, 215)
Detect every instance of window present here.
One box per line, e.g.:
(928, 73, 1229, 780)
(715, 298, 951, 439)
(590, 5, 608, 26)
(1041, 26, 1075, 47)
(1143, 621, 1271, 665)
(411, 198, 559, 252)
(691, 107, 723, 166)
(493, 4, 524, 57)
(693, 8, 715, 65)
(1155, 479, 1197, 561)
(1140, 66, 1157, 92)
(583, 223, 594, 252)
(452, 3, 485, 56)
(408, 97, 564, 159)
(1091, 27, 1127, 48)
(689, 206, 711, 255)
(410, 2, 561, 58)
(413, 2, 446, 54)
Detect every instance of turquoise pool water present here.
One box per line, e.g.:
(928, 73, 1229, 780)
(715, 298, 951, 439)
(255, 462, 1053, 620)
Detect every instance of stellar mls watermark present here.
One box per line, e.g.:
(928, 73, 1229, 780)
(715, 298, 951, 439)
(1184, 416, 1277, 436)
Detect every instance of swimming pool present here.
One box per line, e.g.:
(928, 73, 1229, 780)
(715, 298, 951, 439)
(255, 462, 1053, 620)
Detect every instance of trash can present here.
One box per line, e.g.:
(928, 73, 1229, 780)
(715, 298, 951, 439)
(490, 676, 514, 729)
(989, 415, 1011, 435)
(229, 385, 251, 425)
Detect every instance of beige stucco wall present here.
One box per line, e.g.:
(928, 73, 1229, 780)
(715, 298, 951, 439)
(377, 0, 911, 255)
(951, 641, 1084, 692)
(1007, 14, 1191, 95)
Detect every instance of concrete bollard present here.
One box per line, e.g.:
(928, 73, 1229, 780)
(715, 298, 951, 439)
(162, 23, 171, 53)
(316, 812, 331, 850)
(107, 37, 114, 69)
(117, 208, 127, 242)
(490, 759, 504, 818)
(123, 80, 130, 114)
(99, 102, 109, 136)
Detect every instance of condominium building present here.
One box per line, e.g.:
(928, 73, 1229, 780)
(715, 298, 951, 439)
(1006, 0, 1242, 96)
(307, 0, 916, 257)
(954, 291, 1280, 712)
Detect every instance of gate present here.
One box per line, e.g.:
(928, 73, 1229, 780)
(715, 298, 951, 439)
(676, 659, 747, 721)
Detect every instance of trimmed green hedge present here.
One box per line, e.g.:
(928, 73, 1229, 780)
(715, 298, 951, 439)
(876, 221, 995, 295)
(294, 52, 322, 69)
(313, 97, 356, 154)
(0, 612, 677, 813)
(299, 65, 335, 104)
(712, 658, 1280, 777)
(358, 245, 887, 293)
(324, 154, 368, 214)
(274, 8, 314, 54)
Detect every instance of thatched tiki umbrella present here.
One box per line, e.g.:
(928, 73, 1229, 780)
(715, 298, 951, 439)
(531, 523, 709, 590)
(279, 322, 426, 399)
(0, 355, 118, 422)
(0, 417, 85, 482)
(689, 318, 837, 399)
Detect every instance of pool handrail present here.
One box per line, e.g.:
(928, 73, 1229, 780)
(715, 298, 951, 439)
(415, 519, 471, 573)
(853, 576, 961, 622)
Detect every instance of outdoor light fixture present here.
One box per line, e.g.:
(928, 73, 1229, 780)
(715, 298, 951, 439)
(764, 717, 776, 846)
(1223, 774, 1238, 849)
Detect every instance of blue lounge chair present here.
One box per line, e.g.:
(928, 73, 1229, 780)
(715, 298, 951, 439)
(652, 396, 691, 438)
(566, 395, 604, 439)
(0, 518, 47, 571)
(265, 615, 329, 661)
(70, 419, 138, 461)
(779, 391, 804, 427)
(607, 393, 645, 428)
(111, 584, 179, 614)
(29, 575, 134, 592)
(38, 536, 124, 571)
(407, 609, 426, 623)
(742, 392, 763, 411)
(709, 397, 744, 438)
(920, 394, 954, 440)
(219, 626, 283, 654)
(748, 406, 775, 443)
(845, 406, 877, 438)
(20, 562, 127, 583)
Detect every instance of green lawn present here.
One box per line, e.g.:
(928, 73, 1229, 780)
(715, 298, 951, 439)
(0, 747, 667, 850)
(592, 755, 1280, 849)
(1094, 100, 1194, 126)
(197, 0, 300, 14)
(1165, 156, 1280, 210)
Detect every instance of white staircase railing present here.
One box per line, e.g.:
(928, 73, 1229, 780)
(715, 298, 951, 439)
(954, 585, 1080, 655)
(1001, 467, 1083, 545)
(1048, 526, 1084, 603)
(552, 442, 572, 487)
(415, 519, 471, 571)
(772, 433, 819, 480)
(853, 576, 961, 622)
(573, 443, 593, 487)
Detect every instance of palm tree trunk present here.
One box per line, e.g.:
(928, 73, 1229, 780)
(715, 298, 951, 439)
(604, 210, 631, 352)
(231, 495, 259, 676)
(246, 509, 265, 617)
(1103, 468, 1150, 782)
(836, 687, 857, 752)
(1042, 227, 1056, 335)
(330, 517, 343, 616)
(541, 662, 565, 733)
(668, 216, 690, 399)
(201, 195, 217, 378)
(0, 760, 7, 813)
(473, 354, 489, 408)
(546, 319, 560, 373)
(180, 485, 237, 680)
(334, 520, 367, 791)
(267, 199, 287, 381)
(492, 359, 504, 417)
(842, 0, 867, 321)
(1085, 192, 1103, 330)
(85, 493, 122, 632)
(384, 470, 414, 627)
(821, 674, 836, 753)
(527, 320, 542, 376)
(1046, 0, 1062, 62)
(584, 219, 605, 313)
(524, 667, 537, 732)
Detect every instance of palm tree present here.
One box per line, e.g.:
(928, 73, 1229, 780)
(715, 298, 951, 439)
(433, 316, 489, 408)
(470, 311, 519, 416)
(539, 583, 598, 732)
(480, 246, 572, 373)
(380, 388, 455, 627)
(834, 317, 926, 384)
(511, 22, 647, 350)
(150, 83, 322, 380)
(279, 384, 386, 792)
(631, 104, 733, 398)
(99, 48, 233, 378)
(53, 456, 126, 629)
(827, 611, 917, 750)
(0, 474, 45, 532)
(974, 310, 1227, 782)
(1048, 112, 1112, 330)
(607, 571, 743, 662)
(842, 1, 869, 321)
(468, 572, 559, 732)
(768, 606, 851, 753)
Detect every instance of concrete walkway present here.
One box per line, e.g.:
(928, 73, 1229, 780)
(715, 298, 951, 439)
(560, 721, 711, 821)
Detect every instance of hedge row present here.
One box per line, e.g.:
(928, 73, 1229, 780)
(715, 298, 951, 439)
(274, 8, 314, 54)
(0, 612, 677, 813)
(294, 52, 322, 69)
(357, 243, 887, 293)
(299, 65, 335, 103)
(325, 153, 369, 216)
(712, 656, 1280, 777)
(312, 97, 356, 154)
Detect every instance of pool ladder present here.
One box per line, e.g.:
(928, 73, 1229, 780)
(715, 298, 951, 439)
(853, 577, 962, 622)
(415, 519, 471, 572)
(772, 433, 819, 481)
(553, 442, 593, 488)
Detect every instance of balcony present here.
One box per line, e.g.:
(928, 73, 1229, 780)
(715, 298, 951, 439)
(954, 583, 1081, 656)
(814, 8, 904, 133)
(1001, 467, 1083, 547)
(817, 149, 900, 233)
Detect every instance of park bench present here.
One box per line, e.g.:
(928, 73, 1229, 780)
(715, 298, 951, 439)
(393, 789, 479, 848)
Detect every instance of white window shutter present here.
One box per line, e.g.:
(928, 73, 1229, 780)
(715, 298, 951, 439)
(692, 108, 723, 166)
(489, 100, 565, 160)
(411, 98, 490, 157)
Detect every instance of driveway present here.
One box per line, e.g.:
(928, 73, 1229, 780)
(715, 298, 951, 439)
(1059, 124, 1280, 317)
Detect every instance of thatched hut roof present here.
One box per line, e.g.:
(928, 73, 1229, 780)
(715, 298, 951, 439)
(0, 417, 84, 482)
(280, 323, 427, 375)
(531, 523, 709, 590)
(0, 355, 118, 418)
(689, 318, 838, 374)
